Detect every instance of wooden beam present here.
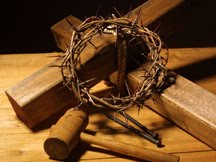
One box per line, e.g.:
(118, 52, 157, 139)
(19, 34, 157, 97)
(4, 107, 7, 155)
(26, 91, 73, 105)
(5, 0, 183, 128)
(5, 17, 117, 128)
(126, 0, 183, 26)
(127, 56, 216, 150)
(52, 0, 183, 51)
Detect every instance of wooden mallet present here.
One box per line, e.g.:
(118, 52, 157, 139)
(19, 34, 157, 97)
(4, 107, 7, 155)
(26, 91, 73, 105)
(44, 109, 179, 162)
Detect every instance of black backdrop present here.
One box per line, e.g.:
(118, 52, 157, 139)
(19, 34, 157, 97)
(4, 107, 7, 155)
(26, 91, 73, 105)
(0, 0, 143, 53)
(0, 0, 215, 54)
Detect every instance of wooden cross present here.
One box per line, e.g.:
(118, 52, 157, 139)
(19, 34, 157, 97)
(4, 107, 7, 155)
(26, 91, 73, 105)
(5, 0, 216, 151)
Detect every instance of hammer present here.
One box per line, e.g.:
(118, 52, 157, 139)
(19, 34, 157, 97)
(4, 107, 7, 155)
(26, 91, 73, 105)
(44, 109, 179, 162)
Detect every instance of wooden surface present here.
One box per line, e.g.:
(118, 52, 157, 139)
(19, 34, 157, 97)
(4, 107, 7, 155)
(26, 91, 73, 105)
(5, 0, 185, 129)
(52, 13, 216, 149)
(5, 29, 117, 128)
(0, 48, 216, 161)
(127, 50, 216, 150)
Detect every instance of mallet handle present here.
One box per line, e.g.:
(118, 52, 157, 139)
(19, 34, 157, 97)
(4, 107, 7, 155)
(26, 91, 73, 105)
(81, 133, 179, 162)
(44, 109, 179, 161)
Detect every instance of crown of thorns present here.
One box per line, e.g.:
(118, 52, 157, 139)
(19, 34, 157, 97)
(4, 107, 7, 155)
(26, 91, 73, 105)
(61, 16, 168, 112)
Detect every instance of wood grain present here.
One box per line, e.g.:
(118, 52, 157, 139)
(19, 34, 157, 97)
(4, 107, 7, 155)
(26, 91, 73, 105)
(5, 0, 184, 128)
(126, 48, 216, 150)
(0, 50, 215, 161)
(0, 52, 216, 162)
(5, 18, 116, 128)
(2, 0, 216, 161)
(53, 0, 184, 52)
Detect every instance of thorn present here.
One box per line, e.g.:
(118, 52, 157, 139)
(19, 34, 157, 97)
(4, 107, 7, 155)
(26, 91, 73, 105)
(132, 6, 142, 26)
(141, 19, 145, 29)
(96, 3, 101, 17)
(127, 5, 132, 19)
(124, 80, 131, 96)
(79, 78, 96, 86)
(120, 111, 129, 126)
(99, 15, 105, 20)
(111, 13, 117, 19)
(113, 7, 122, 18)
(153, 22, 162, 33)
(74, 102, 83, 109)
(129, 37, 136, 44)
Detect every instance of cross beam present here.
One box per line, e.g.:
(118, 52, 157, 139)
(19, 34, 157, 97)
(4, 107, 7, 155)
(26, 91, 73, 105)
(5, 0, 216, 150)
(6, 0, 184, 128)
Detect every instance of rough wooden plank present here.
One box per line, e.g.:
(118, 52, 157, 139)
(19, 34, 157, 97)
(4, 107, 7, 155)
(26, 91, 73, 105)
(165, 48, 216, 94)
(51, 16, 82, 52)
(126, 0, 183, 26)
(5, 18, 117, 128)
(53, 0, 183, 51)
(1, 52, 215, 162)
(5, 0, 183, 128)
(127, 62, 216, 150)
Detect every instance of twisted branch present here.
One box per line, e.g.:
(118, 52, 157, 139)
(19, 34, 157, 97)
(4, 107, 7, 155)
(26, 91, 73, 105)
(61, 16, 169, 112)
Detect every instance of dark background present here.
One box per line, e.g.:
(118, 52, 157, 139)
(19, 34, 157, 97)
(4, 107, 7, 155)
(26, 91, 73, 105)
(0, 0, 215, 54)
(0, 0, 144, 54)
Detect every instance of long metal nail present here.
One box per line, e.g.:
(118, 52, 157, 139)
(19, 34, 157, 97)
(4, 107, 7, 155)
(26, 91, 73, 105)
(105, 113, 162, 147)
(119, 111, 159, 139)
